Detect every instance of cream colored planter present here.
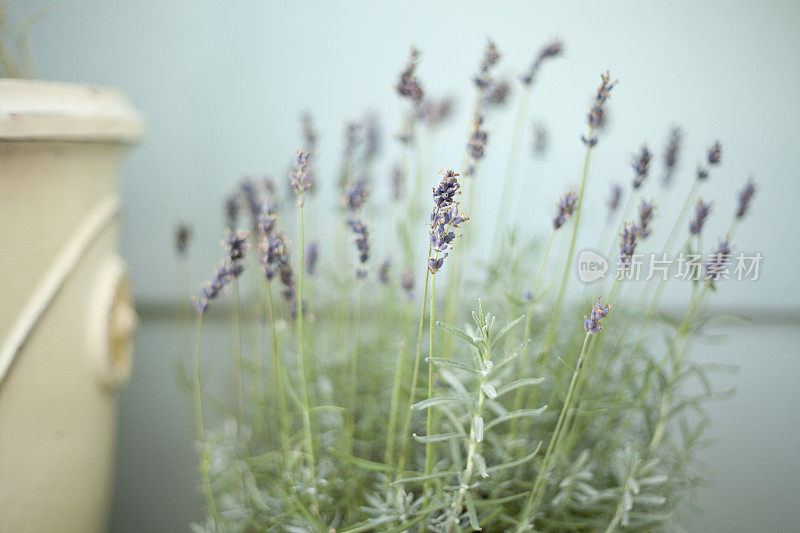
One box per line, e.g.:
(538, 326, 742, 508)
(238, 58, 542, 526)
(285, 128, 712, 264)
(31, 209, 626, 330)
(0, 80, 142, 533)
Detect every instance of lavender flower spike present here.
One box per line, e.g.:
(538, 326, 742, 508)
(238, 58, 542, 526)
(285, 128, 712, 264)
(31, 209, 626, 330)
(305, 242, 319, 277)
(584, 297, 612, 334)
(582, 71, 616, 147)
(396, 46, 424, 104)
(662, 126, 682, 186)
(175, 222, 192, 257)
(707, 141, 722, 166)
(607, 183, 622, 220)
(194, 262, 234, 314)
(689, 199, 712, 235)
(637, 199, 656, 239)
(378, 257, 391, 285)
(631, 144, 652, 189)
(400, 269, 414, 299)
(706, 239, 732, 286)
(290, 150, 313, 202)
(432, 170, 461, 208)
(521, 38, 564, 85)
(473, 38, 501, 90)
(735, 178, 757, 219)
(553, 190, 578, 230)
(619, 222, 639, 269)
(348, 218, 371, 279)
(223, 229, 250, 264)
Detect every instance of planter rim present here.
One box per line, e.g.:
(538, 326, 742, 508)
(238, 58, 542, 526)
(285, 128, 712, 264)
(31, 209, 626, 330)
(0, 79, 143, 143)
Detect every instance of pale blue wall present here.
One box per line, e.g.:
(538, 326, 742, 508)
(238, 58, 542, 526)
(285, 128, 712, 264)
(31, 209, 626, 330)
(15, 1, 800, 531)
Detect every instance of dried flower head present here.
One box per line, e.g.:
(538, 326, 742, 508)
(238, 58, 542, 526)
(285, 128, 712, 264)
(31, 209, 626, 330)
(278, 261, 296, 308)
(345, 179, 370, 214)
(735, 178, 757, 219)
(582, 70, 616, 146)
(618, 222, 639, 269)
(348, 218, 371, 279)
(432, 170, 461, 208)
(378, 257, 391, 285)
(689, 199, 712, 235)
(305, 242, 319, 277)
(223, 229, 249, 265)
(662, 125, 682, 186)
(290, 151, 313, 201)
(584, 297, 612, 334)
(474, 38, 501, 90)
(706, 239, 732, 286)
(225, 195, 240, 230)
(532, 122, 548, 158)
(257, 201, 278, 239)
(484, 79, 511, 107)
(400, 269, 414, 299)
(419, 95, 455, 127)
(696, 164, 709, 181)
(240, 179, 263, 229)
(428, 204, 468, 274)
(364, 113, 381, 163)
(631, 144, 652, 189)
(390, 164, 404, 201)
(707, 141, 722, 166)
(521, 38, 564, 85)
(465, 113, 489, 176)
(637, 199, 656, 239)
(175, 222, 192, 257)
(396, 46, 424, 104)
(194, 262, 234, 314)
(607, 183, 623, 220)
(261, 233, 290, 281)
(553, 190, 579, 230)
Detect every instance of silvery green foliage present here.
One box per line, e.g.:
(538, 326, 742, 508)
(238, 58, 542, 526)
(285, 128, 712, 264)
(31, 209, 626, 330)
(182, 45, 744, 531)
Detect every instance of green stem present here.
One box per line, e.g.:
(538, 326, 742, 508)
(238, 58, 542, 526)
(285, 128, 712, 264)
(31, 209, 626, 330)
(295, 196, 317, 489)
(543, 132, 594, 356)
(265, 281, 290, 460)
(517, 333, 591, 531)
(350, 280, 364, 453)
(423, 268, 437, 502)
(395, 247, 432, 476)
(447, 363, 488, 532)
(231, 279, 244, 432)
(191, 314, 219, 523)
(385, 341, 407, 468)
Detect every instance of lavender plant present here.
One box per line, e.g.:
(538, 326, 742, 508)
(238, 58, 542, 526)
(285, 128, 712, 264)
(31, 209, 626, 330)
(179, 38, 757, 533)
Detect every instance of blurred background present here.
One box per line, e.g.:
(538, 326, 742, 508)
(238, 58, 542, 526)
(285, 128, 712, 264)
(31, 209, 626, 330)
(11, 0, 800, 530)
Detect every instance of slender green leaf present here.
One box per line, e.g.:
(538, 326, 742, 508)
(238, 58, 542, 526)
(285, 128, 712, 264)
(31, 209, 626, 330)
(465, 491, 480, 530)
(436, 320, 480, 348)
(490, 315, 525, 351)
(484, 406, 548, 430)
(495, 377, 545, 397)
(392, 470, 460, 483)
(328, 447, 394, 472)
(412, 432, 464, 443)
(426, 356, 479, 374)
(474, 416, 484, 443)
(412, 396, 472, 411)
(487, 441, 543, 473)
(482, 383, 498, 399)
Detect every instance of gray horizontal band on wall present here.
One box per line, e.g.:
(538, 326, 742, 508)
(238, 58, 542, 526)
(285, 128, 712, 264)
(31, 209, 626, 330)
(0, 196, 121, 388)
(132, 300, 800, 325)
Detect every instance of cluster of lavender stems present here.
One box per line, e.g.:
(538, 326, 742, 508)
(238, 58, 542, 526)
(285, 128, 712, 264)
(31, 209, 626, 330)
(178, 38, 764, 531)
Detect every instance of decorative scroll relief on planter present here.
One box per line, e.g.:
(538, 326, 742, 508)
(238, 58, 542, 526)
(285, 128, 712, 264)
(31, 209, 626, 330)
(87, 256, 138, 392)
(0, 196, 124, 388)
